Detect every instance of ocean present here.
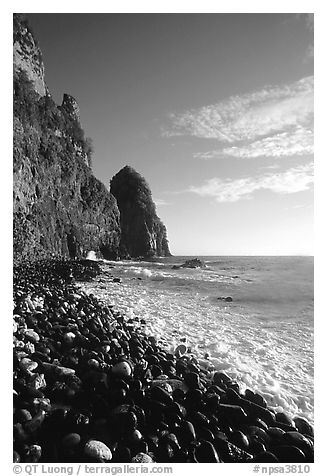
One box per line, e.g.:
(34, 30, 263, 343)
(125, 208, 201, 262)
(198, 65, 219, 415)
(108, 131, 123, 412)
(79, 255, 314, 425)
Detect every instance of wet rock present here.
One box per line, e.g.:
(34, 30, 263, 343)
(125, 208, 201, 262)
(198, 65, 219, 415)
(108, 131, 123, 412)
(247, 436, 266, 455)
(176, 420, 196, 446)
(213, 372, 231, 386)
(272, 445, 306, 463)
(267, 427, 285, 440)
(229, 430, 250, 451)
(246, 426, 271, 446)
(195, 440, 221, 462)
(184, 372, 201, 389)
(177, 259, 206, 269)
(293, 416, 314, 437)
(237, 397, 275, 426)
(282, 432, 313, 459)
(174, 344, 187, 358)
(276, 412, 295, 427)
(150, 386, 173, 406)
(252, 451, 279, 462)
(216, 404, 248, 425)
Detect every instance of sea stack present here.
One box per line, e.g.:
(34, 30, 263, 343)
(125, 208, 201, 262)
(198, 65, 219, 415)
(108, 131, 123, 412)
(110, 165, 171, 259)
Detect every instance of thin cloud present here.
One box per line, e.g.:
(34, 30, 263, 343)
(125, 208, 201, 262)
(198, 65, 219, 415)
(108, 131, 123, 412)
(164, 76, 313, 159)
(194, 128, 313, 160)
(295, 13, 314, 63)
(188, 162, 313, 203)
(154, 198, 171, 206)
(221, 128, 313, 159)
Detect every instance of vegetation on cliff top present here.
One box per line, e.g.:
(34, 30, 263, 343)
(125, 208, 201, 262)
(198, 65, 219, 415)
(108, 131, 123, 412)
(13, 70, 120, 262)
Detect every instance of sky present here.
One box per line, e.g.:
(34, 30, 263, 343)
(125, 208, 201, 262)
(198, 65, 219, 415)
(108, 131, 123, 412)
(25, 13, 314, 256)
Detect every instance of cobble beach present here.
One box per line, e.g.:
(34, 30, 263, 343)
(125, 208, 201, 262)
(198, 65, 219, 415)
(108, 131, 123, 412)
(13, 259, 314, 463)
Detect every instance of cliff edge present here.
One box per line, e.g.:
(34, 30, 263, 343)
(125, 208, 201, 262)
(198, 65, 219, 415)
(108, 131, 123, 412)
(13, 14, 121, 261)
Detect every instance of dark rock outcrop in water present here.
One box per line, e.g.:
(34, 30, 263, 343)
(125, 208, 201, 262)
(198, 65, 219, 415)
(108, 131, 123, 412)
(13, 14, 121, 262)
(110, 166, 171, 258)
(13, 15, 170, 262)
(172, 258, 206, 269)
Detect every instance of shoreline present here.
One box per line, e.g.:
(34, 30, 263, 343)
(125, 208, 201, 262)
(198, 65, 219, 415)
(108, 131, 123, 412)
(13, 259, 314, 463)
(79, 259, 314, 425)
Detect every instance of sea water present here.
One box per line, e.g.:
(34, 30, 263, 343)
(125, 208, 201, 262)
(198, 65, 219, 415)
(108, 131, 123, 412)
(79, 256, 314, 425)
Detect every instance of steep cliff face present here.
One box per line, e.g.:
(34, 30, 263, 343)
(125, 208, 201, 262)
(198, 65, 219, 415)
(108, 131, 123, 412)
(13, 14, 120, 262)
(13, 14, 47, 97)
(110, 166, 171, 258)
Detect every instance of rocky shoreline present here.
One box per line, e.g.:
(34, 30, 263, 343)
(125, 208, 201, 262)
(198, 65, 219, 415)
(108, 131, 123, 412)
(13, 259, 314, 463)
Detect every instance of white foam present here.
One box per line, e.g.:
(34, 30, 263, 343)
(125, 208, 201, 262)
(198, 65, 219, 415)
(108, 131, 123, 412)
(86, 250, 97, 261)
(78, 262, 314, 425)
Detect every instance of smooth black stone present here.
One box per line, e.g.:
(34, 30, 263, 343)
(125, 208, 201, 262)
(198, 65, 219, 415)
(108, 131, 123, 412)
(176, 420, 196, 445)
(155, 443, 175, 462)
(252, 451, 279, 462)
(204, 393, 220, 411)
(229, 430, 250, 450)
(246, 426, 270, 445)
(293, 417, 314, 437)
(272, 445, 307, 463)
(248, 437, 266, 456)
(172, 388, 186, 403)
(195, 427, 215, 443)
(195, 440, 221, 462)
(213, 372, 231, 385)
(184, 372, 201, 389)
(282, 432, 313, 459)
(216, 404, 248, 424)
(112, 445, 132, 463)
(276, 412, 295, 426)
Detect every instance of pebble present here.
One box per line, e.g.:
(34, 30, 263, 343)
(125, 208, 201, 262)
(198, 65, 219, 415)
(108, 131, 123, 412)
(61, 433, 81, 448)
(112, 361, 132, 378)
(84, 440, 112, 462)
(131, 452, 154, 463)
(24, 329, 40, 344)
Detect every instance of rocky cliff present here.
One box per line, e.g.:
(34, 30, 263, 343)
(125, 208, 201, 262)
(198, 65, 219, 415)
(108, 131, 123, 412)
(13, 14, 171, 261)
(13, 14, 120, 262)
(110, 166, 171, 258)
